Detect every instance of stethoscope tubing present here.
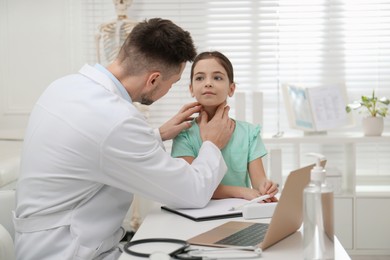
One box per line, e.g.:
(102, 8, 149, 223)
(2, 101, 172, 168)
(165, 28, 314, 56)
(123, 238, 262, 259)
(124, 238, 190, 258)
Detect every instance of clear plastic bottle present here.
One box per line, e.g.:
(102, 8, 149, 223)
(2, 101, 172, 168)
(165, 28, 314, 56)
(303, 153, 334, 260)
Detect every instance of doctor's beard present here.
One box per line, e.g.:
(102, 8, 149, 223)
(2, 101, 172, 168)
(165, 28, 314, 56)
(140, 84, 160, 105)
(140, 97, 153, 105)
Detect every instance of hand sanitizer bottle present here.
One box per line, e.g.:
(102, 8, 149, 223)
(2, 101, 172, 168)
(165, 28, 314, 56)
(303, 153, 334, 260)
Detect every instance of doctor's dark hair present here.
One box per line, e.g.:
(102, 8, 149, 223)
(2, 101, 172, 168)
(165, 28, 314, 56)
(117, 18, 197, 78)
(190, 51, 234, 84)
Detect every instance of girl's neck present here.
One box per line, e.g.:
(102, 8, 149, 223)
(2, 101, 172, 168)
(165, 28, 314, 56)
(203, 106, 217, 120)
(197, 105, 235, 130)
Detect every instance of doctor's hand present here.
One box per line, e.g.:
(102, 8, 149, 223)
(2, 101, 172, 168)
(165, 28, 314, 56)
(159, 102, 202, 141)
(198, 102, 234, 149)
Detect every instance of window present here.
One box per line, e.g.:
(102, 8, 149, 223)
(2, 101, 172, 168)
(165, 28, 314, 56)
(81, 0, 390, 178)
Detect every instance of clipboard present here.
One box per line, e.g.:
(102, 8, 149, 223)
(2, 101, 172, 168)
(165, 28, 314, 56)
(161, 198, 250, 222)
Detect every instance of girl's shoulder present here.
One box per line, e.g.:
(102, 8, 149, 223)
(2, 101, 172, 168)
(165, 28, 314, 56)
(233, 120, 261, 132)
(178, 118, 200, 137)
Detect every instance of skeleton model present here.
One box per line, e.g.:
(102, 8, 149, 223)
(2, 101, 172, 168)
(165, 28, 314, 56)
(96, 0, 149, 118)
(96, 0, 150, 232)
(96, 0, 138, 65)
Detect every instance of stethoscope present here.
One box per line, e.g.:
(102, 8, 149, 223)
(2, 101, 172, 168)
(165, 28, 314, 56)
(124, 238, 262, 259)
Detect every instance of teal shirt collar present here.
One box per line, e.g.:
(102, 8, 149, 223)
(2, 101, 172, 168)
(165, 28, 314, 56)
(94, 64, 132, 103)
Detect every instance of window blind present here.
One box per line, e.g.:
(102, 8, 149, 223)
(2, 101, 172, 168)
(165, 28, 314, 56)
(81, 0, 390, 177)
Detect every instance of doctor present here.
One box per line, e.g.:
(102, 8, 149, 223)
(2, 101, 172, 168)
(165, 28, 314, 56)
(14, 18, 234, 260)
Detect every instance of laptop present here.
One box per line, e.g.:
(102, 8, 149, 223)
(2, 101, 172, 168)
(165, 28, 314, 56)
(187, 160, 327, 250)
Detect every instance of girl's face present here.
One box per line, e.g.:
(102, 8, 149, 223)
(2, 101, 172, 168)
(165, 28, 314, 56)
(190, 58, 235, 108)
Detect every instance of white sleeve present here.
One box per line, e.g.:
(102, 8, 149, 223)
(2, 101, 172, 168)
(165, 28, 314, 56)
(101, 117, 227, 209)
(153, 128, 165, 150)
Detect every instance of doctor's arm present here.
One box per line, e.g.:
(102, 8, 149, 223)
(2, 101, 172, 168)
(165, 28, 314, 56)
(101, 102, 234, 208)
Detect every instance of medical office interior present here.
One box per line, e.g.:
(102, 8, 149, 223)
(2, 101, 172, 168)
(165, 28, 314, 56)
(1, 0, 390, 259)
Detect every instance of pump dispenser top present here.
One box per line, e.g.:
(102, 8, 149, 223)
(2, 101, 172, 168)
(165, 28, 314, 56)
(306, 153, 326, 183)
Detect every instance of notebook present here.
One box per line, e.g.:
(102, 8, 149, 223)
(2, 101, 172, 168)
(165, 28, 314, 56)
(187, 160, 327, 250)
(161, 198, 277, 221)
(161, 198, 243, 221)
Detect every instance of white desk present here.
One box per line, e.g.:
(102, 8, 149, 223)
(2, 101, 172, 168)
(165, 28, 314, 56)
(119, 207, 351, 259)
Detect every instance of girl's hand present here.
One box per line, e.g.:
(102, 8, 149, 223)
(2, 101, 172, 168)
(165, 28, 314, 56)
(259, 180, 279, 202)
(239, 188, 261, 201)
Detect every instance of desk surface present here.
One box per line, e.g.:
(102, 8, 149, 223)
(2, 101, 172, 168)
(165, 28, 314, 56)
(119, 207, 351, 260)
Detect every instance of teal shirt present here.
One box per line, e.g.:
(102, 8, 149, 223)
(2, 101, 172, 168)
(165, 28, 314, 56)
(171, 120, 267, 188)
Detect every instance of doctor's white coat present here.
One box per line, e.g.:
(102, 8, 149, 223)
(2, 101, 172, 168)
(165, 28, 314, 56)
(14, 65, 227, 260)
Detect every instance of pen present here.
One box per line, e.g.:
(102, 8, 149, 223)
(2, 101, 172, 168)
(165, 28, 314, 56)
(229, 194, 272, 211)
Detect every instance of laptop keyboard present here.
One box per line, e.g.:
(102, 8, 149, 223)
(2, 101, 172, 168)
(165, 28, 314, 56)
(216, 223, 269, 247)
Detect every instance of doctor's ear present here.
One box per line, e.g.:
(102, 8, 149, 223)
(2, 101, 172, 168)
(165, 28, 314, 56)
(147, 72, 161, 87)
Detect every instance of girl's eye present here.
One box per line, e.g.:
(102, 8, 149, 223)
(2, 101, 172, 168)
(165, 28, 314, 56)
(194, 76, 203, 81)
(215, 76, 223, 80)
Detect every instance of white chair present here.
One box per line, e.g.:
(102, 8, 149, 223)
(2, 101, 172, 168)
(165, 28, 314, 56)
(0, 224, 15, 260)
(0, 189, 16, 260)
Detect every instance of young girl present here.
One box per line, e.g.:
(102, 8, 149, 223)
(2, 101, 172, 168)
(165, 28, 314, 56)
(171, 51, 278, 201)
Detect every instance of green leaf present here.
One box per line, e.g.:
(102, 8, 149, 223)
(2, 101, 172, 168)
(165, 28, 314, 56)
(346, 90, 388, 117)
(379, 97, 390, 105)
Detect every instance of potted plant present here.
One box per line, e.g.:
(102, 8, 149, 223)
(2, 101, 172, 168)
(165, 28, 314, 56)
(346, 90, 389, 136)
